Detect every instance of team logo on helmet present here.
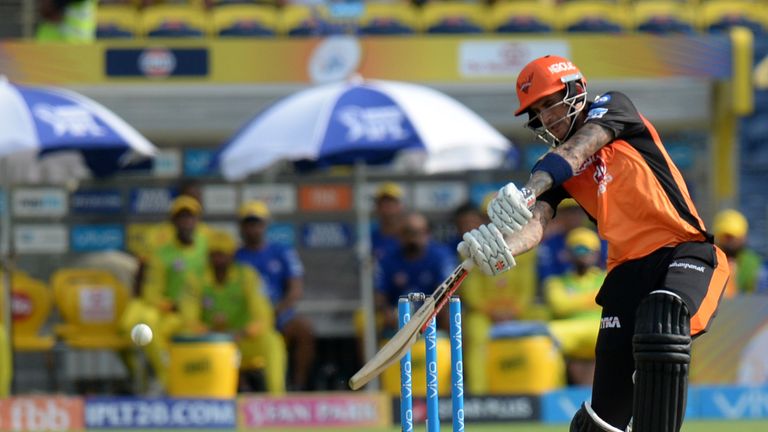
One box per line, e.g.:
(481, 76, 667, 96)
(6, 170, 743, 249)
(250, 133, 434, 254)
(518, 72, 534, 94)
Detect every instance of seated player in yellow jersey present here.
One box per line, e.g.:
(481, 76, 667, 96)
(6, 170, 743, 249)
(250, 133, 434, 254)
(121, 195, 210, 390)
(181, 231, 287, 394)
(545, 227, 606, 386)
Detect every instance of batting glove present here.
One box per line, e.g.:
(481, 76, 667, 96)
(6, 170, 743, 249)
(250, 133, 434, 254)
(457, 223, 516, 276)
(487, 183, 535, 236)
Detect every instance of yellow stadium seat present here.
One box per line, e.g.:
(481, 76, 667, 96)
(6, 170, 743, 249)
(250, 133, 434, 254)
(51, 268, 131, 350)
(489, 1, 555, 33)
(6, 271, 55, 352)
(357, 3, 419, 35)
(97, 4, 140, 38)
(420, 2, 489, 34)
(278, 4, 333, 37)
(140, 4, 209, 38)
(632, 0, 696, 34)
(697, 0, 767, 34)
(557, 1, 631, 33)
(486, 322, 566, 394)
(211, 4, 278, 37)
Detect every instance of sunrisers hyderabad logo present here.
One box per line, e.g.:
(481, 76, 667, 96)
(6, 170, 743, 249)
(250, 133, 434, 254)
(592, 156, 613, 194)
(518, 72, 534, 94)
(577, 155, 613, 194)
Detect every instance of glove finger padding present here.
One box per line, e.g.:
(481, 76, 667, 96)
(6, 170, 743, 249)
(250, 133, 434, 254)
(489, 201, 523, 235)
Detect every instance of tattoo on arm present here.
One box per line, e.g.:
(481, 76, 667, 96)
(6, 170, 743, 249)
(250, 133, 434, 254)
(552, 123, 614, 172)
(524, 123, 614, 197)
(505, 202, 554, 256)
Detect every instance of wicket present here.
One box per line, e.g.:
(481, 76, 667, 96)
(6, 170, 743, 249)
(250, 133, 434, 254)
(398, 293, 464, 432)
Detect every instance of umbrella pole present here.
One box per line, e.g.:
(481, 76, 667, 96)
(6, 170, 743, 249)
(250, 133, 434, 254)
(1, 158, 13, 396)
(355, 161, 378, 391)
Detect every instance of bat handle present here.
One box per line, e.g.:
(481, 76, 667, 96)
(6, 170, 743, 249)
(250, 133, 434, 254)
(460, 258, 474, 271)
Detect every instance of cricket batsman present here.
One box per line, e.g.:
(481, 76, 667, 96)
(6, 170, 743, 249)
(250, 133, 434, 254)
(458, 55, 730, 432)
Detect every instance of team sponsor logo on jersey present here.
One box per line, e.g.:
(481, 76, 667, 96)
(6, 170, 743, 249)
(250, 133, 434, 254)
(669, 261, 706, 273)
(547, 61, 576, 74)
(601, 316, 621, 329)
(592, 94, 611, 106)
(592, 156, 613, 194)
(586, 107, 608, 120)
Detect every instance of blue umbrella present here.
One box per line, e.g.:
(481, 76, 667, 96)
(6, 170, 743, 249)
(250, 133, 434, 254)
(216, 78, 510, 179)
(0, 77, 157, 395)
(0, 76, 156, 177)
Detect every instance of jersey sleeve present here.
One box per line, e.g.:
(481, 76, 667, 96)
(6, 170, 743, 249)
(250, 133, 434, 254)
(584, 91, 646, 139)
(281, 246, 305, 278)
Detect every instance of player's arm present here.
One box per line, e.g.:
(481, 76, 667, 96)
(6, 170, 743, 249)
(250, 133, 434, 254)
(275, 248, 304, 315)
(504, 200, 555, 256)
(459, 201, 554, 276)
(526, 123, 615, 197)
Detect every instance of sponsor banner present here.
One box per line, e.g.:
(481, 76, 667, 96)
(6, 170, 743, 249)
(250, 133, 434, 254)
(413, 182, 468, 212)
(130, 188, 174, 214)
(70, 189, 123, 214)
(241, 184, 296, 214)
(356, 182, 409, 212)
(12, 188, 67, 218)
(71, 225, 124, 252)
(299, 184, 352, 212)
(268, 222, 296, 247)
(106, 48, 209, 78)
(125, 223, 155, 256)
(540, 387, 592, 423)
(0, 396, 84, 431)
(153, 149, 182, 178)
(302, 222, 353, 249)
(393, 395, 539, 424)
(697, 385, 768, 419)
(14, 225, 68, 254)
(184, 148, 217, 177)
(1, 36, 733, 85)
(239, 393, 391, 428)
(469, 182, 506, 208)
(85, 397, 236, 429)
(202, 185, 237, 215)
(459, 40, 569, 78)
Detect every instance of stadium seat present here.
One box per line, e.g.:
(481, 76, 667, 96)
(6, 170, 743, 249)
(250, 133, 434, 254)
(420, 2, 489, 34)
(211, 4, 277, 37)
(141, 4, 209, 38)
(51, 268, 130, 350)
(490, 1, 555, 34)
(633, 0, 695, 34)
(698, 0, 767, 34)
(97, 4, 140, 39)
(278, 4, 344, 37)
(558, 1, 630, 33)
(9, 271, 55, 352)
(357, 3, 418, 36)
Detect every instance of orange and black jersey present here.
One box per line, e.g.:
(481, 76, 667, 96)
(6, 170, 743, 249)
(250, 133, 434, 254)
(539, 91, 711, 271)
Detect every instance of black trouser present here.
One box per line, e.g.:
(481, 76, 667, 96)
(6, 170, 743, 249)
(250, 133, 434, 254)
(590, 241, 724, 428)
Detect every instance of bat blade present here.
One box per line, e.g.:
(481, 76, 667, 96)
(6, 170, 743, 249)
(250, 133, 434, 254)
(348, 262, 470, 391)
(348, 298, 435, 390)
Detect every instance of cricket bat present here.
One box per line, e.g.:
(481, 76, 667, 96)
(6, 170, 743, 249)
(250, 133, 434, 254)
(348, 260, 472, 390)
